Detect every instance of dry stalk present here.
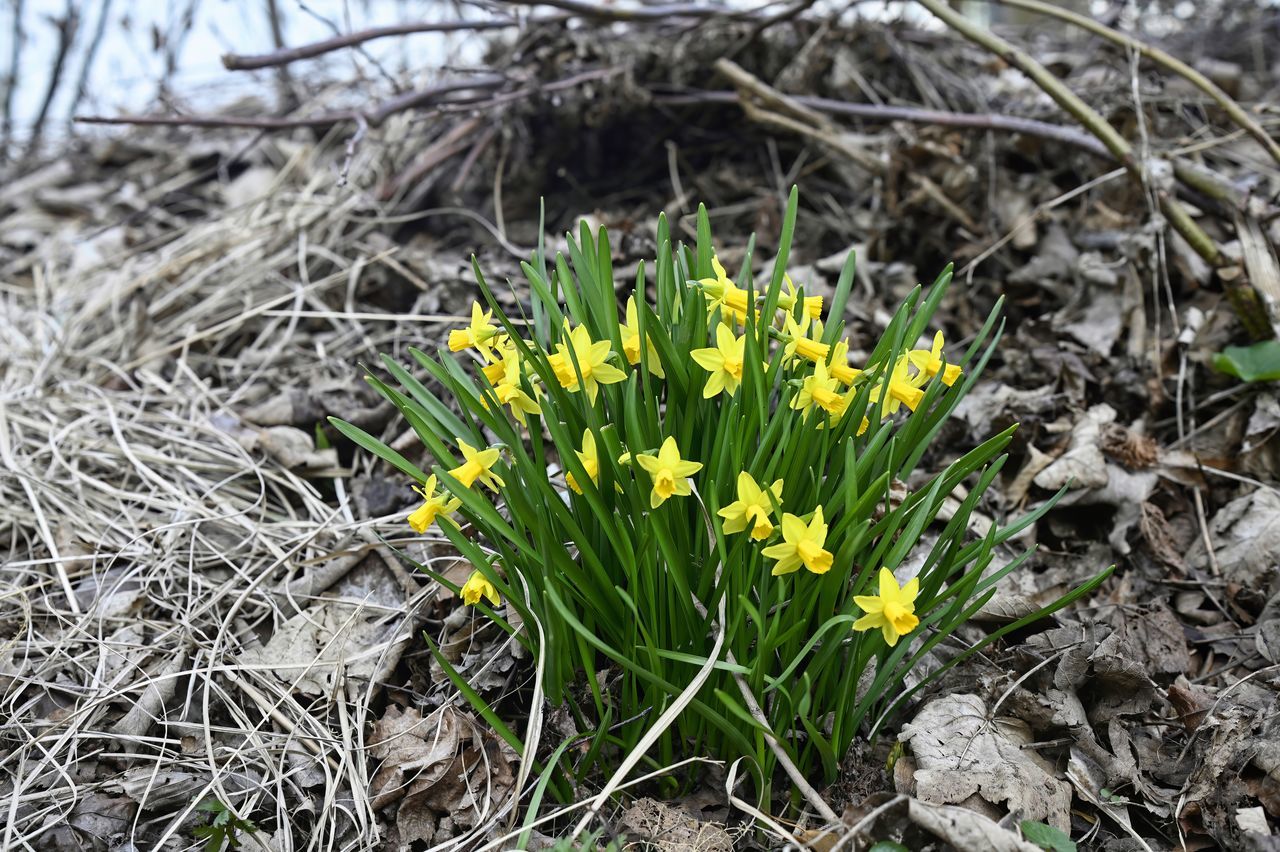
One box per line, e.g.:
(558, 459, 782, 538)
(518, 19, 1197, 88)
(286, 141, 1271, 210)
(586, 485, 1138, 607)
(913, 0, 1225, 267)
(993, 0, 1280, 167)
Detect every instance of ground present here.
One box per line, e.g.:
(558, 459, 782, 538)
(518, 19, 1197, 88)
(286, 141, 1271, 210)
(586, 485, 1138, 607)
(2, 4, 1279, 851)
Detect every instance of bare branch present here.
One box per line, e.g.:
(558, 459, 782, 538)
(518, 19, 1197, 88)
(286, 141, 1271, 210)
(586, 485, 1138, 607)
(63, 0, 113, 123)
(25, 0, 79, 158)
(655, 88, 1114, 160)
(1, 0, 27, 158)
(222, 17, 536, 70)
(913, 0, 1224, 267)
(493, 0, 746, 21)
(75, 75, 507, 130)
(994, 0, 1280, 167)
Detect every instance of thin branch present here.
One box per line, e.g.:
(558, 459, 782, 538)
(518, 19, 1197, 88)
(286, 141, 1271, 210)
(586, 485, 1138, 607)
(1, 0, 27, 158)
(494, 0, 747, 21)
(655, 88, 1114, 160)
(25, 0, 78, 157)
(991, 0, 1280, 167)
(222, 18, 538, 70)
(263, 0, 299, 111)
(912, 0, 1224, 267)
(63, 0, 112, 123)
(75, 75, 507, 130)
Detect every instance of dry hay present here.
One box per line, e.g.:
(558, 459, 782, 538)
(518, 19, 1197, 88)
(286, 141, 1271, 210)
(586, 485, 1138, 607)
(0, 129, 515, 848)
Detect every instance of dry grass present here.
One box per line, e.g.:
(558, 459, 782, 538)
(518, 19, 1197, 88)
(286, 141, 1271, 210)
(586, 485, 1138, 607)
(0, 133, 510, 849)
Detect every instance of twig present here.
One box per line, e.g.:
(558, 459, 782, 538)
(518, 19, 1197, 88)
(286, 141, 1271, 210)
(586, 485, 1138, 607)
(991, 0, 1280, 166)
(912, 0, 1224, 267)
(222, 17, 539, 70)
(337, 115, 368, 186)
(654, 88, 1114, 159)
(75, 75, 507, 130)
(0, 0, 24, 158)
(62, 0, 112, 123)
(263, 0, 299, 112)
(24, 0, 79, 158)
(494, 0, 746, 21)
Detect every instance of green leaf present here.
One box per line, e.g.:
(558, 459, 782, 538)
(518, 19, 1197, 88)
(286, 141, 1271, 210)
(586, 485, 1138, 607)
(1212, 340, 1280, 382)
(1020, 820, 1077, 852)
(327, 417, 428, 483)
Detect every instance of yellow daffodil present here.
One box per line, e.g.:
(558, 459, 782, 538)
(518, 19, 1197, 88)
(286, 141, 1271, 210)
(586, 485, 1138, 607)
(853, 567, 920, 647)
(448, 301, 504, 360)
(868, 357, 925, 417)
(907, 330, 963, 387)
(635, 436, 703, 508)
(480, 346, 541, 424)
(620, 296, 665, 378)
(762, 506, 834, 576)
(827, 340, 863, 386)
(776, 275, 823, 320)
(782, 313, 830, 365)
(718, 472, 783, 540)
(566, 428, 599, 495)
(691, 324, 749, 398)
(460, 570, 501, 607)
(698, 256, 756, 326)
(547, 322, 627, 403)
(448, 439, 504, 490)
(792, 359, 851, 421)
(697, 255, 735, 303)
(407, 476, 461, 533)
(718, 285, 756, 326)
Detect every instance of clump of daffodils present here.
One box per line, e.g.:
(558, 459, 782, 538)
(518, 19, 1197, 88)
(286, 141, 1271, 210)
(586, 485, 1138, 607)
(334, 192, 1103, 801)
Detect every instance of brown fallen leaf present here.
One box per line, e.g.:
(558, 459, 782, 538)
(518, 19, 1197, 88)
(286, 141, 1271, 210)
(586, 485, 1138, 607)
(898, 693, 1072, 831)
(369, 704, 517, 850)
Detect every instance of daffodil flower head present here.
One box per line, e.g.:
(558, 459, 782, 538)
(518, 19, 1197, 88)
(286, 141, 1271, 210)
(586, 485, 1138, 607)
(690, 324, 749, 398)
(407, 475, 461, 533)
(782, 312, 830, 365)
(448, 439, 505, 490)
(853, 567, 920, 647)
(827, 339, 863, 386)
(776, 274, 823, 320)
(635, 436, 703, 508)
(907, 330, 963, 388)
(868, 356, 925, 418)
(480, 346, 541, 424)
(792, 359, 851, 423)
(448, 301, 504, 359)
(620, 296, 665, 378)
(566, 428, 600, 495)
(697, 256, 756, 326)
(718, 472, 783, 540)
(547, 321, 628, 403)
(460, 569, 501, 607)
(762, 506, 834, 575)
(696, 255, 734, 301)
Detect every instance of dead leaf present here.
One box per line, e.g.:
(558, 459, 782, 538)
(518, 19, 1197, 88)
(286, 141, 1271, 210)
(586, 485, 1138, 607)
(1060, 286, 1123, 355)
(1034, 403, 1115, 490)
(369, 705, 517, 850)
(1100, 423, 1160, 469)
(617, 797, 734, 851)
(907, 798, 1042, 852)
(238, 599, 409, 695)
(1189, 489, 1280, 601)
(899, 693, 1072, 831)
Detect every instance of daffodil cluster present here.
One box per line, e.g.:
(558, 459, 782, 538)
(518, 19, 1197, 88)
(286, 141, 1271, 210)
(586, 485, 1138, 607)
(336, 192, 1103, 800)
